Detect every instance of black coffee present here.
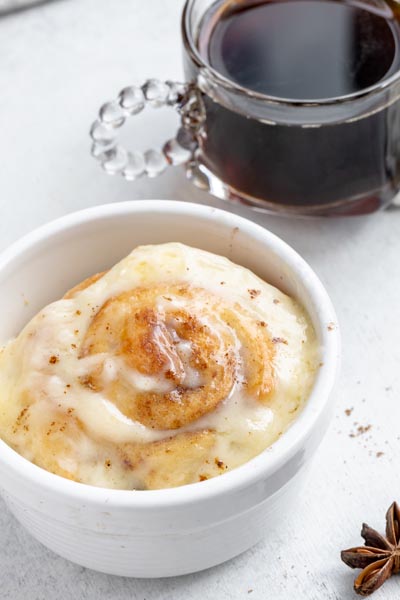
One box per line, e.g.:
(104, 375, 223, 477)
(200, 0, 400, 100)
(193, 0, 400, 214)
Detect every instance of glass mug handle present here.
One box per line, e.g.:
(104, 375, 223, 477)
(89, 79, 205, 179)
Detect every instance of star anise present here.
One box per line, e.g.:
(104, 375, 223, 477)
(341, 501, 400, 596)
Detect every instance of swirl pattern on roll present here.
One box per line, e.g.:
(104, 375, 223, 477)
(72, 283, 275, 430)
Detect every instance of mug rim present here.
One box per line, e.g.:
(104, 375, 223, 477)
(0, 200, 340, 508)
(182, 0, 400, 107)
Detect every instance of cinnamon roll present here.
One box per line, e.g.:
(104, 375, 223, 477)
(0, 243, 318, 490)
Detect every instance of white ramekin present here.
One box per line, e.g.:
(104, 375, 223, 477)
(0, 201, 340, 577)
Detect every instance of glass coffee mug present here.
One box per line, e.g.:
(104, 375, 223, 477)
(90, 0, 400, 216)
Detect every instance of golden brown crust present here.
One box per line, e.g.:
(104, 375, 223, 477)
(9, 391, 85, 482)
(63, 271, 107, 299)
(121, 430, 217, 489)
(77, 284, 275, 430)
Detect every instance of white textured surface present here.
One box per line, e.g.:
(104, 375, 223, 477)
(0, 0, 399, 598)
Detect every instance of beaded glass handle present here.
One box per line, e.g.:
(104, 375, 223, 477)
(89, 79, 205, 180)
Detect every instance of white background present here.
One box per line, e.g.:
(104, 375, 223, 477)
(0, 1, 400, 598)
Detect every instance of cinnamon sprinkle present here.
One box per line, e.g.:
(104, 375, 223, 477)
(272, 337, 288, 345)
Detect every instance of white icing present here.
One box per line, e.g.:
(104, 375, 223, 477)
(0, 243, 319, 489)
